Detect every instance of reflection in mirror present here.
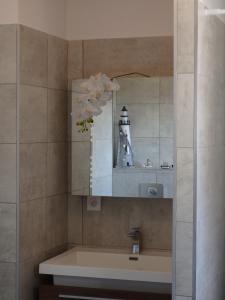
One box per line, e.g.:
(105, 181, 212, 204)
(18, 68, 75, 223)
(71, 76, 174, 198)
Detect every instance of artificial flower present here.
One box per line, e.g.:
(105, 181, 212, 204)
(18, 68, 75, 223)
(75, 73, 120, 132)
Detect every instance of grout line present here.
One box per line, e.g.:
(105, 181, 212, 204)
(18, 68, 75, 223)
(193, 1, 199, 299)
(0, 83, 17, 86)
(20, 193, 68, 204)
(19, 82, 68, 92)
(16, 23, 20, 300)
(176, 220, 193, 225)
(19, 141, 67, 144)
(81, 196, 85, 246)
(0, 142, 17, 144)
(177, 71, 195, 75)
(0, 261, 17, 264)
(172, 0, 178, 299)
(0, 202, 17, 205)
(82, 40, 85, 79)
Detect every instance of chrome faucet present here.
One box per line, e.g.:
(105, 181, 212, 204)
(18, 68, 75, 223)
(128, 227, 141, 255)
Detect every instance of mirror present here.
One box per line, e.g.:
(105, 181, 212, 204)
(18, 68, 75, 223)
(71, 76, 174, 198)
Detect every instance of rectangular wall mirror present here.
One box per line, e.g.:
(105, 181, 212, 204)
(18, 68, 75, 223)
(71, 76, 174, 198)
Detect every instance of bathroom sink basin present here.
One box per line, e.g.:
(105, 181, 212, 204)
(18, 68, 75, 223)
(39, 247, 172, 284)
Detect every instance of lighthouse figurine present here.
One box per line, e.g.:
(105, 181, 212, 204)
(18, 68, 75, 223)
(116, 106, 134, 168)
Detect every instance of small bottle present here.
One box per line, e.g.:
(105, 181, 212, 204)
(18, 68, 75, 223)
(144, 158, 153, 168)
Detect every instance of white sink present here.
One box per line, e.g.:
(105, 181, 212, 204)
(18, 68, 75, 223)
(39, 247, 172, 285)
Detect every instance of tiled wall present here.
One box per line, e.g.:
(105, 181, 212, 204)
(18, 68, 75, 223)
(18, 25, 68, 300)
(69, 197, 172, 250)
(0, 24, 18, 300)
(68, 37, 173, 90)
(0, 28, 174, 298)
(174, 0, 195, 299)
(68, 36, 173, 251)
(196, 2, 225, 299)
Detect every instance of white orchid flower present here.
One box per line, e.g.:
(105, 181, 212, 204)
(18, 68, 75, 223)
(99, 92, 112, 105)
(76, 73, 120, 132)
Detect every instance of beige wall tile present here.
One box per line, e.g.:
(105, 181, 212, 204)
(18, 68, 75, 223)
(177, 0, 194, 73)
(47, 89, 67, 142)
(45, 194, 68, 251)
(159, 138, 174, 167)
(177, 55, 194, 75)
(20, 85, 47, 143)
(0, 262, 16, 300)
(0, 144, 16, 204)
(20, 245, 67, 300)
(176, 74, 194, 148)
(68, 40, 83, 90)
(116, 77, 160, 104)
(196, 6, 225, 300)
(20, 198, 45, 262)
(45, 244, 68, 260)
(20, 257, 39, 300)
(82, 198, 172, 250)
(198, 10, 225, 83)
(196, 146, 225, 300)
(20, 143, 47, 202)
(0, 85, 17, 143)
(197, 76, 225, 148)
(47, 142, 67, 196)
(68, 196, 83, 245)
(20, 25, 48, 87)
(0, 25, 17, 84)
(176, 222, 193, 297)
(83, 37, 173, 78)
(175, 0, 195, 298)
(160, 104, 174, 138)
(177, 148, 193, 223)
(0, 204, 16, 262)
(83, 197, 131, 249)
(173, 0, 196, 298)
(117, 104, 159, 138)
(18, 25, 69, 300)
(143, 198, 172, 250)
(159, 77, 173, 104)
(48, 35, 68, 90)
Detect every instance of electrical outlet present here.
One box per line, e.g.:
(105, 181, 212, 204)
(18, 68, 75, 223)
(87, 196, 101, 211)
